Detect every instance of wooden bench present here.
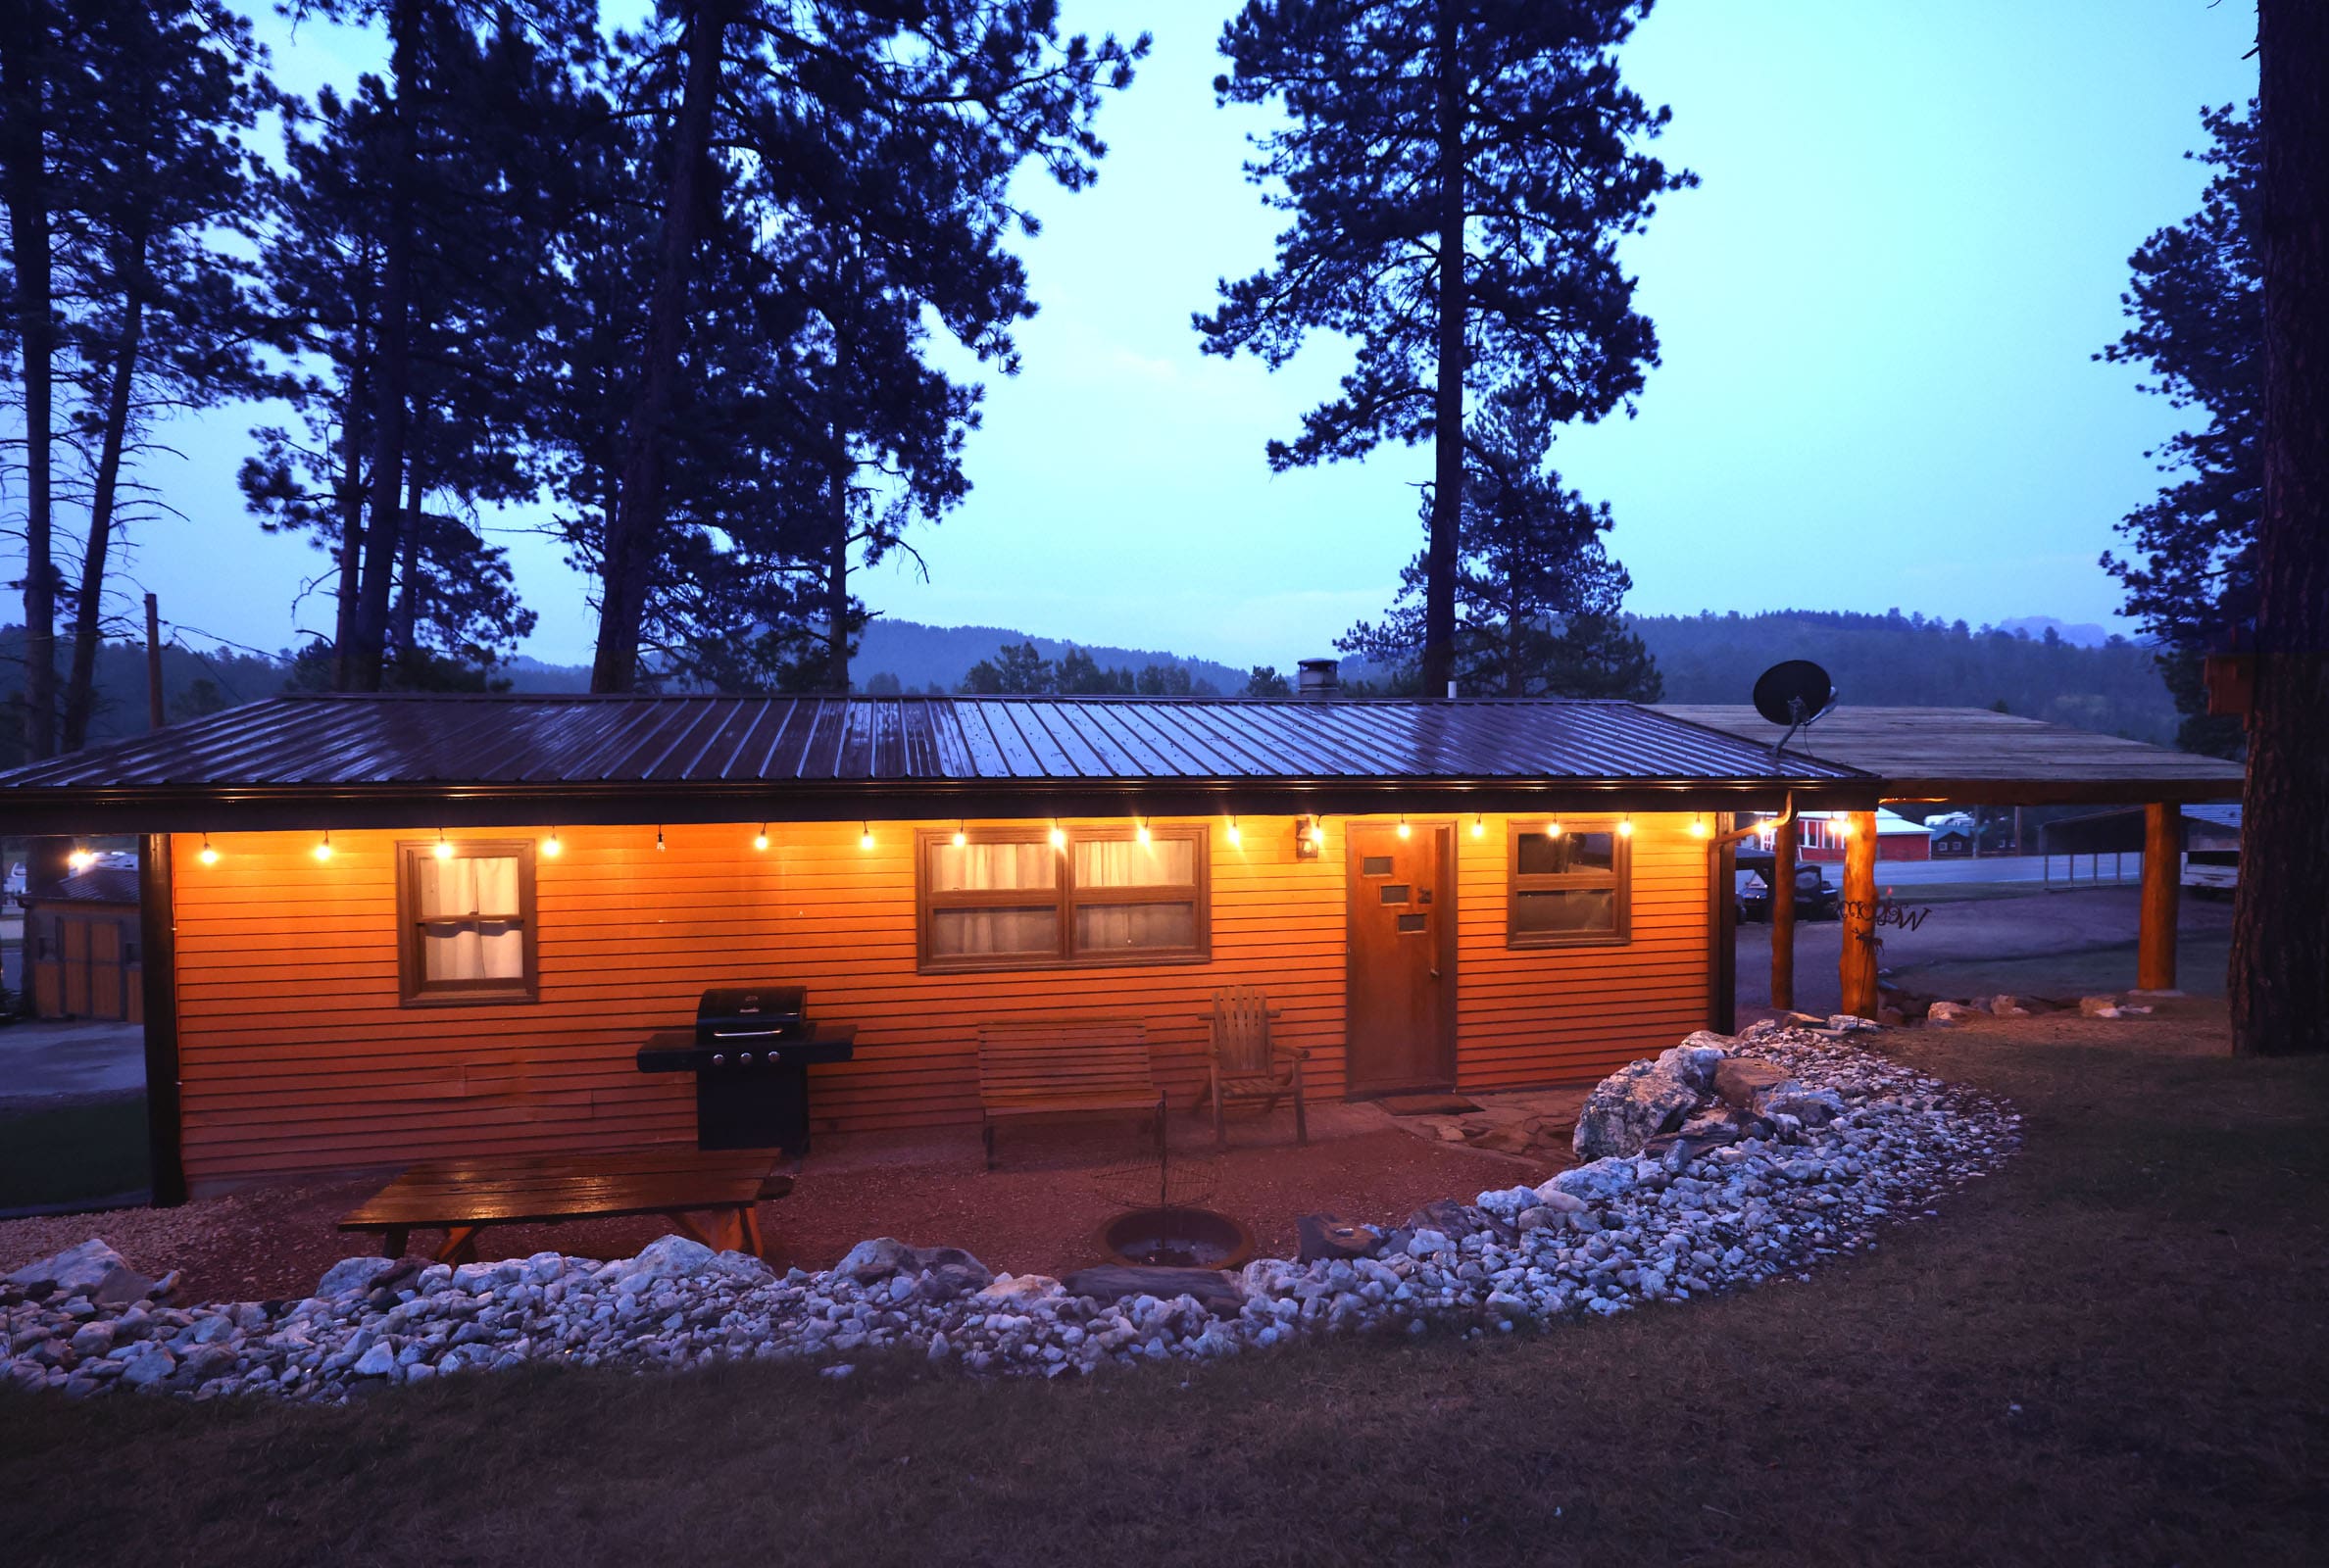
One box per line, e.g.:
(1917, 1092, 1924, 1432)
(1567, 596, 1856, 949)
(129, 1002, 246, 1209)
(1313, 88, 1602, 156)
(976, 1019, 1165, 1170)
(337, 1149, 793, 1264)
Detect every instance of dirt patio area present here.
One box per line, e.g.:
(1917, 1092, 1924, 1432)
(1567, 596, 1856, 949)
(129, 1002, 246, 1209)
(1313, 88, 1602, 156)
(0, 1100, 1565, 1302)
(5, 999, 2319, 1568)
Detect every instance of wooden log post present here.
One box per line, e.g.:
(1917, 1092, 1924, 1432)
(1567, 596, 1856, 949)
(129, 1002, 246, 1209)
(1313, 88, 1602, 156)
(2139, 802, 2181, 992)
(1839, 810, 1880, 1019)
(1770, 814, 1798, 1011)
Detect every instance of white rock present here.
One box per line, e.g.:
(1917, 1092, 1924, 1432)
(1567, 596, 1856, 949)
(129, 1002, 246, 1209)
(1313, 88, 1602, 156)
(6, 1239, 126, 1296)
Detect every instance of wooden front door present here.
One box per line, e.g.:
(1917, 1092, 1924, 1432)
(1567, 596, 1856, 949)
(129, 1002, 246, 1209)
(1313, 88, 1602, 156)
(1345, 822, 1456, 1094)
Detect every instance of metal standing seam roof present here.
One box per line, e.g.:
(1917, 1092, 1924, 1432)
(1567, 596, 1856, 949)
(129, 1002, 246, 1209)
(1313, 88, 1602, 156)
(0, 692, 1865, 790)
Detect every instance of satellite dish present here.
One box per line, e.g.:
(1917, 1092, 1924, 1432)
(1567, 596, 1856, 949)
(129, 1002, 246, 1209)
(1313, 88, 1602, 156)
(1752, 660, 1835, 760)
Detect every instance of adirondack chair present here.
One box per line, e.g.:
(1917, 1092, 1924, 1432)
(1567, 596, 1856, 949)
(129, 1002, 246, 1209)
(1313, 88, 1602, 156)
(1193, 985, 1308, 1149)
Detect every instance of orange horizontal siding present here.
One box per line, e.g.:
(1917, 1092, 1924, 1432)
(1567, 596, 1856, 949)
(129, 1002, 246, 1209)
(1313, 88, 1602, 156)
(168, 812, 1711, 1184)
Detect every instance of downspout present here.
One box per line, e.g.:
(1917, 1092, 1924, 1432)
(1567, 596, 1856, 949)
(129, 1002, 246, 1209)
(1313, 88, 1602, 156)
(1708, 793, 1796, 1033)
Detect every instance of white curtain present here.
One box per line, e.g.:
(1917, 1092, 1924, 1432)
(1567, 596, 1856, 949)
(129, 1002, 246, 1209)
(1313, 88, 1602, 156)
(930, 906, 1057, 957)
(417, 856, 523, 981)
(1075, 902, 1196, 952)
(929, 841, 1057, 893)
(1074, 838, 1194, 889)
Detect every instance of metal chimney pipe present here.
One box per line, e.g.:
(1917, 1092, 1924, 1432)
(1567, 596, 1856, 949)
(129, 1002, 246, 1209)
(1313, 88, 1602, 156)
(1296, 658, 1341, 700)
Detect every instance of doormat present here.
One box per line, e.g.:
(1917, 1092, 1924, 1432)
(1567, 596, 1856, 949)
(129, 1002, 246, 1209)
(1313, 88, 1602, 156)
(1376, 1094, 1482, 1116)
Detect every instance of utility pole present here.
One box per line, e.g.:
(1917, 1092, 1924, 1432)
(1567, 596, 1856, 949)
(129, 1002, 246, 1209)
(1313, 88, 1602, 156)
(145, 592, 165, 728)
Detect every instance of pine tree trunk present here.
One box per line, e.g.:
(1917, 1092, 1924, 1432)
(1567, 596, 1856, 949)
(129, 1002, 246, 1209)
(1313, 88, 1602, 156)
(347, 0, 422, 693)
(1420, 0, 1465, 699)
(593, 0, 729, 693)
(394, 440, 425, 673)
(63, 272, 145, 752)
(331, 345, 368, 689)
(826, 483, 851, 694)
(1, 4, 59, 760)
(2230, 0, 2329, 1055)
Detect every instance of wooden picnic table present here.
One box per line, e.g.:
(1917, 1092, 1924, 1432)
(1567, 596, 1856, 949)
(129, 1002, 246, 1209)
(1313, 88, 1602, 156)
(337, 1149, 792, 1264)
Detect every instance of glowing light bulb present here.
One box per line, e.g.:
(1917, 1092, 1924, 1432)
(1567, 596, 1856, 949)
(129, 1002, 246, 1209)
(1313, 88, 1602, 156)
(860, 824, 874, 851)
(1617, 816, 1634, 839)
(433, 835, 453, 860)
(67, 848, 93, 870)
(1689, 814, 1709, 839)
(1396, 817, 1412, 840)
(1310, 820, 1327, 847)
(655, 827, 667, 852)
(951, 828, 966, 849)
(1050, 822, 1066, 850)
(543, 832, 563, 858)
(198, 839, 220, 866)
(313, 833, 333, 862)
(1548, 820, 1563, 839)
(1470, 814, 1484, 838)
(754, 833, 770, 852)
(1225, 815, 1241, 847)
(1136, 819, 1152, 847)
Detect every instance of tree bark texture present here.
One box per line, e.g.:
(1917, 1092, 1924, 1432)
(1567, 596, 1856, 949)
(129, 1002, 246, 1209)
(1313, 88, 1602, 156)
(1839, 813, 1879, 1020)
(63, 276, 145, 752)
(593, 0, 729, 693)
(2232, 0, 2329, 1055)
(1770, 815, 1797, 1012)
(347, 0, 422, 692)
(2138, 802, 2180, 993)
(2, 3, 59, 760)
(331, 346, 368, 689)
(1420, 0, 1465, 699)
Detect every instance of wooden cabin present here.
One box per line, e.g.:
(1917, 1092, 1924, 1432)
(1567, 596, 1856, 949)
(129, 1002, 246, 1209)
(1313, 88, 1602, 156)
(22, 864, 144, 1022)
(0, 692, 2242, 1202)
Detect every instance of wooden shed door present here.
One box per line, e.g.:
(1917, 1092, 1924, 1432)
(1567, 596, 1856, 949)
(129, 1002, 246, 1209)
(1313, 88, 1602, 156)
(1345, 823, 1455, 1094)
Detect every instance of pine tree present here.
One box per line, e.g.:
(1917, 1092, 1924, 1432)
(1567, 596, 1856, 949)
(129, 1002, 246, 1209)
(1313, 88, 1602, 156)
(586, 2, 1145, 693)
(1199, 0, 1688, 696)
(2230, 0, 2329, 1056)
(2098, 103, 2260, 758)
(1341, 390, 1659, 699)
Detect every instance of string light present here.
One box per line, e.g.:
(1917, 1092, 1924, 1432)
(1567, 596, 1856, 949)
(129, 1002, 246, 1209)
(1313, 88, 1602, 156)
(1470, 813, 1484, 839)
(198, 834, 220, 867)
(1225, 814, 1241, 847)
(1050, 819, 1066, 850)
(656, 826, 667, 853)
(1309, 817, 1328, 848)
(1396, 814, 1412, 840)
(543, 829, 563, 858)
(1547, 819, 1564, 839)
(1136, 815, 1152, 847)
(755, 824, 770, 852)
(1689, 812, 1709, 839)
(1617, 814, 1634, 839)
(951, 820, 966, 850)
(433, 830, 453, 860)
(1837, 815, 1857, 840)
(313, 830, 333, 862)
(67, 844, 93, 870)
(860, 822, 875, 851)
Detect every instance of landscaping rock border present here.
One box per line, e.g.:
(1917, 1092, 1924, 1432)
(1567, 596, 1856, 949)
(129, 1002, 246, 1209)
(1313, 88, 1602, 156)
(2, 1024, 2019, 1401)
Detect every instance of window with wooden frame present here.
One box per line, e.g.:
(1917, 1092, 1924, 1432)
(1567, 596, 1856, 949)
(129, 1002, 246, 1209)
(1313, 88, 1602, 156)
(917, 825, 1209, 972)
(1507, 821, 1630, 948)
(396, 841, 538, 1004)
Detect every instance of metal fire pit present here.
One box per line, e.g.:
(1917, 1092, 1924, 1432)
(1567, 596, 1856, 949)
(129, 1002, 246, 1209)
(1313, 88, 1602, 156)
(1097, 1205, 1256, 1271)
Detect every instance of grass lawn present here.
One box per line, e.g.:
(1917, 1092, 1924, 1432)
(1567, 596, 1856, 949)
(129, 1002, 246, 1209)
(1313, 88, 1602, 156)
(0, 1096, 148, 1212)
(4, 1012, 2325, 1566)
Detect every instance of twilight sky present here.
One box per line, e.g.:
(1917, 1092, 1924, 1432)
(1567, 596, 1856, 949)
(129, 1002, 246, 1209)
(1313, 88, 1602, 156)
(84, 0, 2259, 671)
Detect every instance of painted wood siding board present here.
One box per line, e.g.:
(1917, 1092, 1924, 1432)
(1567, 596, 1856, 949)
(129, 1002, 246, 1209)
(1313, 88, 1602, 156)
(169, 812, 1707, 1183)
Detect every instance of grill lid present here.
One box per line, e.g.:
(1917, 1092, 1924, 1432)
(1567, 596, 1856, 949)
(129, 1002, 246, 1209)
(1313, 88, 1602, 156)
(697, 985, 808, 1039)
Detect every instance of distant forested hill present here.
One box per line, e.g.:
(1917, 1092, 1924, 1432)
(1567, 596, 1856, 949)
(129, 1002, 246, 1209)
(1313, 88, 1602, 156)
(852, 621, 1247, 695)
(0, 607, 2185, 766)
(1629, 611, 2178, 743)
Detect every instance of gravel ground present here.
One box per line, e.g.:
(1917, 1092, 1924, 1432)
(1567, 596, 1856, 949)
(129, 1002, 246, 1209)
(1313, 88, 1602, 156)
(0, 1121, 1544, 1302)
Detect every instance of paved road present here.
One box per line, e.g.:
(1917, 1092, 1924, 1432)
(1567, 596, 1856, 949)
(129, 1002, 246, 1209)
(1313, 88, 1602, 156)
(0, 1019, 145, 1107)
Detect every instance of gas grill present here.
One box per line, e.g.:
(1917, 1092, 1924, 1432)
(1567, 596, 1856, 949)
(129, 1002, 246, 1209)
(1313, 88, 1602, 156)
(636, 985, 858, 1155)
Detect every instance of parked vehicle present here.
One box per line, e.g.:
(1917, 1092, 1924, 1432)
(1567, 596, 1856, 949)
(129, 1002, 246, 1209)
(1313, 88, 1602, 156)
(2182, 848, 2239, 899)
(1733, 852, 1840, 922)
